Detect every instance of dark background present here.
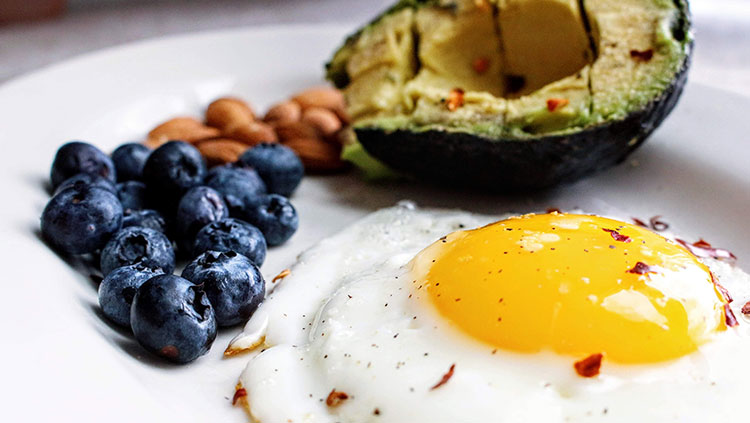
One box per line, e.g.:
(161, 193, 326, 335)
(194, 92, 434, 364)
(0, 0, 748, 97)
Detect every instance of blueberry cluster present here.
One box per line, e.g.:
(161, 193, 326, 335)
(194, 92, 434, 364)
(40, 140, 304, 363)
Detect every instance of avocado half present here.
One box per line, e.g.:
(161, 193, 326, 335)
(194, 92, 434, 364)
(326, 0, 692, 190)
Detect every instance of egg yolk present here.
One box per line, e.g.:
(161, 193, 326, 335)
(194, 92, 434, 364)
(411, 213, 729, 364)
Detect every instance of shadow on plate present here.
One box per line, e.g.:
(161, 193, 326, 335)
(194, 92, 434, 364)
(31, 226, 103, 288)
(22, 171, 53, 196)
(311, 171, 554, 216)
(31, 221, 182, 369)
(313, 137, 750, 260)
(82, 297, 182, 368)
(88, 302, 132, 338)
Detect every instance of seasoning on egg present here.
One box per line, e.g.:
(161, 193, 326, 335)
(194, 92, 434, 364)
(677, 238, 737, 262)
(326, 389, 349, 407)
(272, 268, 292, 283)
(627, 261, 657, 275)
(603, 228, 632, 243)
(574, 353, 603, 378)
(724, 304, 739, 327)
(232, 385, 247, 406)
(430, 363, 456, 390)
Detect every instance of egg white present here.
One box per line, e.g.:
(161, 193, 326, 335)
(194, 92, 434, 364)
(230, 203, 750, 423)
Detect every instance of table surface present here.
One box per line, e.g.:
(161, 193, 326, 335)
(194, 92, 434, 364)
(1, 0, 749, 97)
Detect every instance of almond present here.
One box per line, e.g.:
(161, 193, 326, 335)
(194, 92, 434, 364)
(274, 121, 319, 142)
(292, 87, 346, 112)
(301, 107, 342, 138)
(332, 107, 351, 126)
(196, 138, 249, 167)
(282, 137, 347, 173)
(264, 100, 302, 124)
(205, 97, 255, 130)
(224, 121, 278, 146)
(146, 117, 220, 148)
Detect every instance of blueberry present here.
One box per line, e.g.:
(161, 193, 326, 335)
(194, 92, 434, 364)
(182, 251, 265, 327)
(41, 185, 123, 255)
(50, 141, 116, 188)
(131, 275, 217, 363)
(142, 141, 206, 209)
(238, 143, 304, 197)
(175, 186, 229, 253)
(111, 143, 151, 181)
(122, 209, 167, 233)
(116, 181, 149, 211)
(98, 263, 163, 328)
(53, 173, 116, 196)
(241, 194, 298, 246)
(204, 164, 266, 217)
(192, 218, 266, 266)
(100, 226, 175, 276)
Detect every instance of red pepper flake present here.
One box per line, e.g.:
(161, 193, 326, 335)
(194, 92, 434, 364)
(725, 304, 739, 327)
(632, 216, 669, 231)
(716, 283, 733, 303)
(546, 98, 569, 112)
(574, 353, 603, 378)
(649, 216, 669, 231)
(676, 238, 737, 262)
(232, 387, 247, 406)
(710, 272, 733, 303)
(709, 274, 738, 327)
(430, 363, 456, 390)
(693, 239, 712, 249)
(742, 301, 750, 315)
(632, 217, 648, 227)
(602, 228, 632, 243)
(627, 261, 657, 275)
(472, 57, 490, 74)
(326, 389, 349, 407)
(630, 49, 654, 62)
(546, 207, 562, 214)
(272, 268, 291, 283)
(446, 88, 465, 111)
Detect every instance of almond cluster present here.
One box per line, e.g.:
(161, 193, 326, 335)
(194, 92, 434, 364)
(145, 87, 349, 172)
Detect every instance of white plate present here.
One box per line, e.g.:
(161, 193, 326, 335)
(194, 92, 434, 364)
(1, 25, 749, 422)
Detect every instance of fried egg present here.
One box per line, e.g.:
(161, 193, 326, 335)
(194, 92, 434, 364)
(229, 203, 750, 422)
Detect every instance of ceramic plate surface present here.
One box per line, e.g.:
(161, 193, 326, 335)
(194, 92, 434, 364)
(1, 25, 749, 422)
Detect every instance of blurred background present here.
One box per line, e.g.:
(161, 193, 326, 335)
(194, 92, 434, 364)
(1, 0, 748, 96)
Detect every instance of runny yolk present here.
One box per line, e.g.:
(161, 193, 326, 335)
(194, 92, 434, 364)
(411, 213, 729, 364)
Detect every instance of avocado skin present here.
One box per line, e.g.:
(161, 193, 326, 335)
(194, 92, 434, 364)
(356, 45, 690, 192)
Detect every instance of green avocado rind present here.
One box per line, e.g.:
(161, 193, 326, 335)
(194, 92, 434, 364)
(355, 40, 691, 191)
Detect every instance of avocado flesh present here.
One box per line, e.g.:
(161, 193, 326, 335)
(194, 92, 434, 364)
(333, 0, 601, 137)
(340, 9, 417, 120)
(500, 0, 593, 135)
(327, 0, 691, 189)
(586, 0, 688, 121)
(498, 0, 592, 97)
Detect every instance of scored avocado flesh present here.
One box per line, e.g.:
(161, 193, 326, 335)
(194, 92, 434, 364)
(327, 0, 690, 139)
